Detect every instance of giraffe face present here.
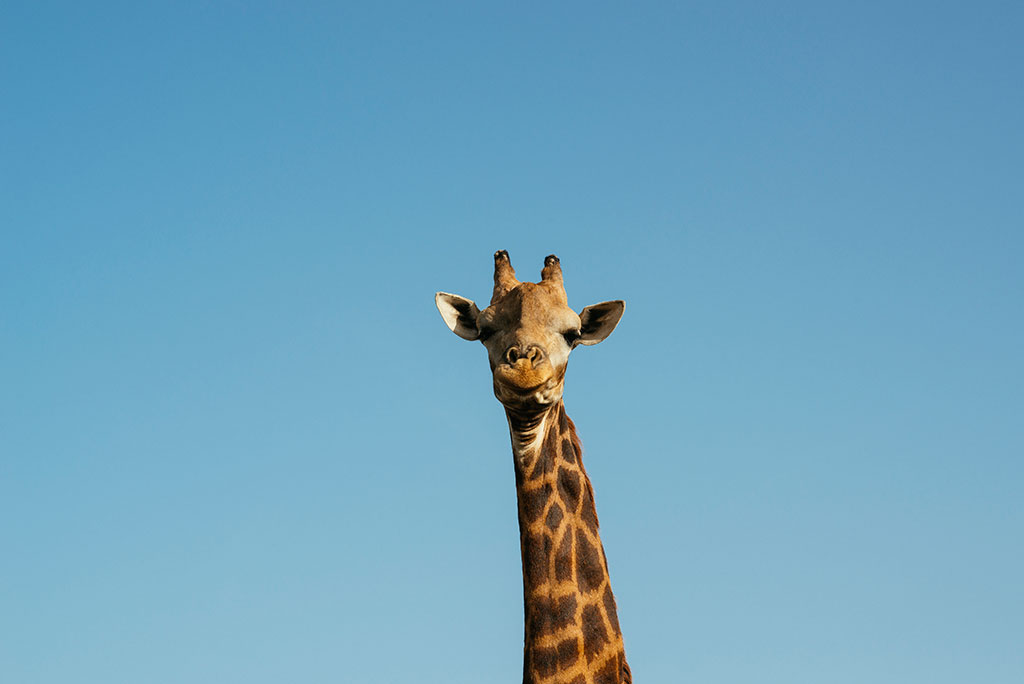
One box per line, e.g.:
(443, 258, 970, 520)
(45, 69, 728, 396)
(436, 252, 624, 411)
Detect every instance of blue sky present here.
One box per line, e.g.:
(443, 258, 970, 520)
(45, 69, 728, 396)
(2, 2, 1022, 682)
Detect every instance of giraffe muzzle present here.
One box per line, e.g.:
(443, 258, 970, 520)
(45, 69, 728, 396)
(493, 345, 560, 402)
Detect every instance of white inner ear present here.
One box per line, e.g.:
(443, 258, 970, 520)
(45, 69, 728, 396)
(578, 300, 625, 345)
(435, 292, 481, 340)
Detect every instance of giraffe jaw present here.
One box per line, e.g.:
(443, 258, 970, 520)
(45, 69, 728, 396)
(492, 373, 564, 411)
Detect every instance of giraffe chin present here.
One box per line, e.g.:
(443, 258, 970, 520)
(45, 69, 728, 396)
(492, 373, 563, 410)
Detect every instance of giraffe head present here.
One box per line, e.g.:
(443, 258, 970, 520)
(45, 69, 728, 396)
(436, 251, 624, 411)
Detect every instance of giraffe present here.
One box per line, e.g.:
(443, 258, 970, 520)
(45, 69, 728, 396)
(436, 251, 631, 684)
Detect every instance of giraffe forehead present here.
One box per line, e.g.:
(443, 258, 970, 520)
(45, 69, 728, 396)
(483, 282, 577, 331)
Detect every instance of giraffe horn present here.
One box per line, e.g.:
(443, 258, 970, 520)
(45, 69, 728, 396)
(540, 254, 563, 285)
(541, 254, 568, 302)
(491, 250, 519, 304)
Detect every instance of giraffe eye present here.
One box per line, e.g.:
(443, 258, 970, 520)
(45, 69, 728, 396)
(563, 329, 581, 345)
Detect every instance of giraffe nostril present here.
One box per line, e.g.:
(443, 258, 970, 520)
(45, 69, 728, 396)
(506, 345, 544, 366)
(525, 346, 544, 364)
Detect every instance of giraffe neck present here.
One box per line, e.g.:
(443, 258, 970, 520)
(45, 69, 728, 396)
(506, 402, 631, 684)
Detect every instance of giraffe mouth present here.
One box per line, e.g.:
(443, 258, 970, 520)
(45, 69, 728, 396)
(492, 364, 563, 407)
(493, 363, 553, 391)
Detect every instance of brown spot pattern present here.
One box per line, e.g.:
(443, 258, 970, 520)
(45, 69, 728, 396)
(580, 485, 600, 533)
(556, 637, 580, 668)
(532, 645, 558, 677)
(554, 527, 574, 582)
(526, 604, 549, 639)
(581, 604, 610, 662)
(523, 533, 552, 588)
(545, 502, 564, 531)
(528, 593, 578, 637)
(521, 484, 551, 523)
(594, 654, 622, 684)
(558, 467, 581, 511)
(603, 585, 622, 635)
(575, 531, 605, 593)
(530, 448, 556, 479)
(561, 437, 577, 465)
(553, 593, 577, 629)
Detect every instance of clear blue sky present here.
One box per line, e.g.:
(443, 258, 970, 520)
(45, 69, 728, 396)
(2, 2, 1022, 682)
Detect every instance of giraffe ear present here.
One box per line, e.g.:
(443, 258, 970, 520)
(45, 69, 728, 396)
(577, 300, 624, 346)
(435, 292, 481, 340)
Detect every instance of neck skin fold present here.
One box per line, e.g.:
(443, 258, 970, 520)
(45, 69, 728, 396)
(505, 401, 630, 684)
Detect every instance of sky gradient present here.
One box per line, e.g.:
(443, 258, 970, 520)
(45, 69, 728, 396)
(3, 2, 1022, 683)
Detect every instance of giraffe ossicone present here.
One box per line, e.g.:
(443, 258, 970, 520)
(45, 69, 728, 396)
(436, 252, 631, 684)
